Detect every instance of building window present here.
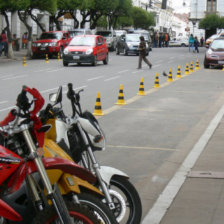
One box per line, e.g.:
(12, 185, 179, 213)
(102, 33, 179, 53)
(207, 0, 217, 12)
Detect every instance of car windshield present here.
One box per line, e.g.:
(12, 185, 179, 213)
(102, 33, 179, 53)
(211, 39, 224, 50)
(69, 36, 95, 46)
(69, 31, 85, 38)
(96, 31, 112, 37)
(126, 34, 140, 42)
(39, 33, 62, 40)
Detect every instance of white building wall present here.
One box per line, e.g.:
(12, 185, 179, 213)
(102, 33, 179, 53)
(217, 0, 224, 16)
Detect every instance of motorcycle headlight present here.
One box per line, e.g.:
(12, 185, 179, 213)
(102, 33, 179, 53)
(64, 48, 69, 55)
(86, 49, 93, 55)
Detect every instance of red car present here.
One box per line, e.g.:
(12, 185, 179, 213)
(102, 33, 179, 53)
(63, 35, 108, 66)
(32, 31, 71, 58)
(204, 37, 224, 68)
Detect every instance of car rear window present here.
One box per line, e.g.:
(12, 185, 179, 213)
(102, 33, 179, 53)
(69, 36, 95, 46)
(96, 31, 112, 37)
(40, 33, 62, 40)
(126, 34, 140, 42)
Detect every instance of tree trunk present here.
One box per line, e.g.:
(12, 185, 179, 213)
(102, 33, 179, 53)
(2, 11, 14, 59)
(69, 10, 79, 28)
(29, 10, 46, 32)
(18, 10, 33, 58)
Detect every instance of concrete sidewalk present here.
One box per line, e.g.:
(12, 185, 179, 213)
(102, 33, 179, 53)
(158, 113, 224, 224)
(0, 49, 27, 63)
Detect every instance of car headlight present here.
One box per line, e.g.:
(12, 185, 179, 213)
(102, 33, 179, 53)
(207, 49, 212, 54)
(127, 43, 132, 47)
(86, 49, 93, 55)
(63, 49, 69, 55)
(32, 43, 37, 47)
(49, 42, 57, 47)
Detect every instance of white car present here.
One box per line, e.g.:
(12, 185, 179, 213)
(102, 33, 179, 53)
(169, 37, 189, 47)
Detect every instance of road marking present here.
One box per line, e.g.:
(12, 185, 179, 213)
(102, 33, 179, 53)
(0, 106, 15, 112)
(104, 76, 120, 82)
(107, 145, 177, 152)
(46, 68, 64, 73)
(1, 75, 14, 79)
(34, 68, 52, 72)
(40, 87, 60, 94)
(3, 75, 27, 80)
(142, 103, 224, 224)
(117, 69, 129, 74)
(87, 76, 104, 81)
(0, 101, 8, 104)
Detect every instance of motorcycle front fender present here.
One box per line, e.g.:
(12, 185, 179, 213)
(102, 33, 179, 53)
(8, 157, 97, 193)
(0, 199, 22, 221)
(98, 166, 129, 186)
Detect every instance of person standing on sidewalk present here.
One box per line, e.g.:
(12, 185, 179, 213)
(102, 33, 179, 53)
(0, 30, 8, 56)
(137, 36, 152, 69)
(194, 36, 199, 53)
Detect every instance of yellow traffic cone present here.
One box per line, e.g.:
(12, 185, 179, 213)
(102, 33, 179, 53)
(195, 59, 200, 70)
(190, 61, 194, 73)
(176, 65, 181, 78)
(45, 54, 49, 63)
(115, 84, 126, 105)
(185, 63, 189, 75)
(58, 52, 61, 61)
(93, 92, 104, 116)
(23, 57, 27, 67)
(222, 64, 224, 71)
(167, 68, 173, 82)
(138, 77, 146, 96)
(154, 73, 160, 88)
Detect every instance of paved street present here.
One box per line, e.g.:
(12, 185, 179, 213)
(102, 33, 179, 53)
(1, 47, 224, 223)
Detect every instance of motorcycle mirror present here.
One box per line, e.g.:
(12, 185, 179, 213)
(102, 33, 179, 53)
(49, 86, 62, 104)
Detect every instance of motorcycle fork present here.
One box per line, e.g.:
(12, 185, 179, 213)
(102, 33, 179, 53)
(22, 127, 65, 223)
(77, 122, 115, 210)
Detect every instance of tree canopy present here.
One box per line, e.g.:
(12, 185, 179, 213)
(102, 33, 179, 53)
(199, 14, 224, 30)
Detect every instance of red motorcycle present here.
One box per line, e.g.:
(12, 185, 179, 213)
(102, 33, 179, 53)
(0, 86, 99, 223)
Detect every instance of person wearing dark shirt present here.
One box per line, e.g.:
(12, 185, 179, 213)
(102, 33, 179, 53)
(137, 36, 152, 69)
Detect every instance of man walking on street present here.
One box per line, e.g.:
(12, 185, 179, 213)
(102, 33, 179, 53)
(137, 36, 152, 69)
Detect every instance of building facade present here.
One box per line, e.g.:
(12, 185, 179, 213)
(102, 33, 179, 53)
(189, 0, 224, 38)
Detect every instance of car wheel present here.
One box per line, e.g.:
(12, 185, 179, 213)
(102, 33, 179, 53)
(92, 56, 97, 66)
(204, 63, 209, 69)
(181, 43, 186, 47)
(103, 54, 109, 65)
(63, 61, 68, 66)
(77, 62, 81, 66)
(116, 47, 120, 55)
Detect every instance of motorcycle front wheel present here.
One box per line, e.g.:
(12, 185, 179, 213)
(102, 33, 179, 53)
(32, 199, 100, 224)
(109, 176, 142, 224)
(77, 192, 118, 224)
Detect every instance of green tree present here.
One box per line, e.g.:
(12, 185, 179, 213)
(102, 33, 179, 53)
(116, 16, 133, 29)
(0, 0, 29, 58)
(132, 6, 155, 30)
(199, 14, 221, 30)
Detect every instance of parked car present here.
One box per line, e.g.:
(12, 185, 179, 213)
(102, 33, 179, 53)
(205, 34, 220, 47)
(63, 35, 109, 66)
(68, 29, 92, 38)
(95, 30, 117, 51)
(32, 31, 71, 58)
(114, 30, 127, 37)
(204, 37, 224, 68)
(116, 33, 149, 56)
(169, 37, 189, 47)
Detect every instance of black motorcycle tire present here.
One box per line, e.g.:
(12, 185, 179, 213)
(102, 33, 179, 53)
(77, 192, 118, 224)
(32, 199, 100, 224)
(109, 175, 142, 224)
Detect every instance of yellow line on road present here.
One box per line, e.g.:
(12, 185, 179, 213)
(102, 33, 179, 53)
(107, 145, 177, 152)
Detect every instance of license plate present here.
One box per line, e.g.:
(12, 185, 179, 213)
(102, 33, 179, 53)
(40, 47, 46, 51)
(218, 61, 224, 64)
(73, 56, 80, 59)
